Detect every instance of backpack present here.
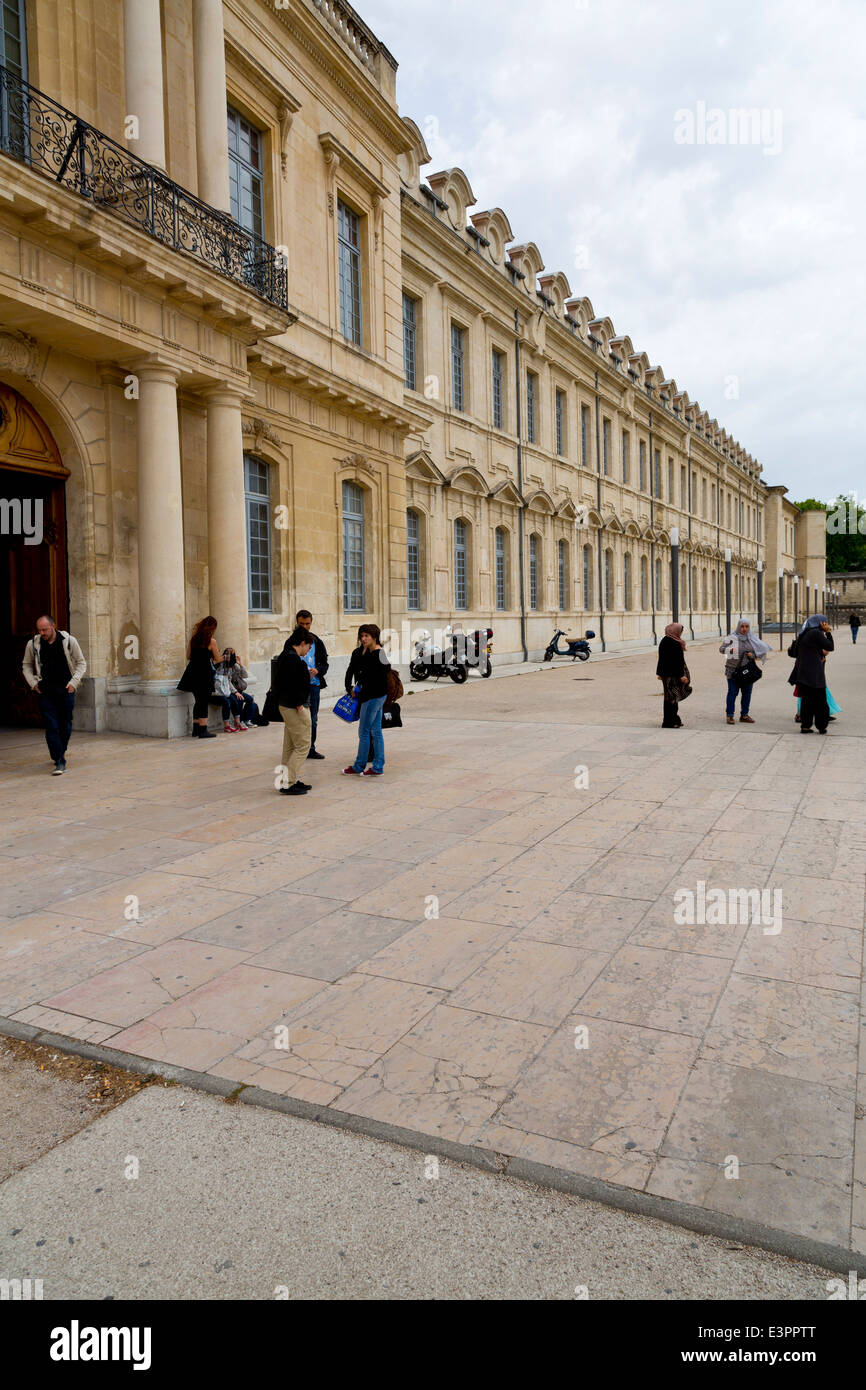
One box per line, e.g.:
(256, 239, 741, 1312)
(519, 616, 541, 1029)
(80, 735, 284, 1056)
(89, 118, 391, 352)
(385, 669, 404, 703)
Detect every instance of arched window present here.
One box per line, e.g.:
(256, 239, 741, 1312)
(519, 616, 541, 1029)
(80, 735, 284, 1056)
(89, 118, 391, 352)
(640, 555, 648, 610)
(702, 568, 708, 610)
(713, 570, 718, 608)
(454, 517, 469, 610)
(244, 454, 272, 611)
(407, 508, 421, 610)
(495, 527, 508, 611)
(655, 556, 663, 608)
(680, 562, 687, 606)
(583, 544, 593, 609)
(623, 552, 632, 610)
(604, 548, 614, 609)
(529, 533, 540, 610)
(558, 539, 569, 611)
(342, 479, 365, 612)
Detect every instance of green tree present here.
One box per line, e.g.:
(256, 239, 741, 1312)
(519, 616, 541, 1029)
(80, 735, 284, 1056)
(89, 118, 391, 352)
(793, 496, 866, 572)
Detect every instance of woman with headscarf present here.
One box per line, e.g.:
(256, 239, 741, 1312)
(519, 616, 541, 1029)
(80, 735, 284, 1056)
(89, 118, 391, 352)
(720, 619, 770, 725)
(789, 614, 834, 733)
(656, 623, 690, 728)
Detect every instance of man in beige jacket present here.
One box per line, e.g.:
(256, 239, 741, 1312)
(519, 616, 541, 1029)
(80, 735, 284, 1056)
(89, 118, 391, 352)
(22, 615, 87, 774)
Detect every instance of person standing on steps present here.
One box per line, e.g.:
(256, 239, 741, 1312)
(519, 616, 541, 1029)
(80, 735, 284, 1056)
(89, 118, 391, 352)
(656, 622, 690, 728)
(294, 609, 328, 760)
(720, 619, 770, 725)
(343, 624, 391, 776)
(276, 626, 314, 796)
(848, 612, 860, 644)
(178, 616, 221, 739)
(22, 615, 87, 774)
(789, 614, 834, 734)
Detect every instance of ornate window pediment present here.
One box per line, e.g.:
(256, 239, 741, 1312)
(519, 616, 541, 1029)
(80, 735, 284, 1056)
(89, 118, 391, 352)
(446, 463, 489, 495)
(405, 449, 445, 485)
(525, 487, 555, 515)
(491, 478, 524, 507)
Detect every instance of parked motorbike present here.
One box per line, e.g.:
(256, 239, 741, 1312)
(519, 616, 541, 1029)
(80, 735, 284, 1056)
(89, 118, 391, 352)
(410, 628, 469, 683)
(466, 627, 494, 678)
(543, 628, 595, 663)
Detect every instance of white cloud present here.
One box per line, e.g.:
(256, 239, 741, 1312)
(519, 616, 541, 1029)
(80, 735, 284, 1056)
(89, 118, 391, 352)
(362, 0, 866, 497)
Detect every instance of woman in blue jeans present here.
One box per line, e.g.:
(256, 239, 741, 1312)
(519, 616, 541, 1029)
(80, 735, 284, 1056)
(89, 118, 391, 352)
(720, 619, 770, 724)
(342, 624, 391, 777)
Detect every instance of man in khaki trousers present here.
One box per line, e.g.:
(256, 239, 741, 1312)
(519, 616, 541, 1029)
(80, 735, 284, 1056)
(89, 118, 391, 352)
(276, 626, 314, 797)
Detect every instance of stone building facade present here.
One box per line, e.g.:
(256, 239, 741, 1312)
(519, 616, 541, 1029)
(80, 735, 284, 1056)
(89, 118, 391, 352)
(762, 489, 830, 625)
(0, 0, 824, 735)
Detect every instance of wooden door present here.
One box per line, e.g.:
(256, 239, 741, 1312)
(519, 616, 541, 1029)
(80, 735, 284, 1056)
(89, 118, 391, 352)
(0, 385, 69, 727)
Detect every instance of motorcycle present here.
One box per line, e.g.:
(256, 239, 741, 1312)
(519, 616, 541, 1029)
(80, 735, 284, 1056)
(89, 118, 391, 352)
(543, 628, 595, 663)
(410, 628, 470, 683)
(466, 627, 494, 678)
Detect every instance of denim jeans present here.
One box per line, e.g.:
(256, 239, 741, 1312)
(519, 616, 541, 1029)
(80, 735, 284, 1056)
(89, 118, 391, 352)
(353, 695, 386, 773)
(726, 677, 752, 718)
(220, 694, 241, 720)
(852, 627, 859, 643)
(308, 684, 321, 749)
(38, 688, 74, 763)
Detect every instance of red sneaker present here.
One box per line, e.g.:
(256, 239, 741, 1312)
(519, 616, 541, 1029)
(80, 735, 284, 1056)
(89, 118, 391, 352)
(342, 766, 361, 774)
(362, 769, 384, 776)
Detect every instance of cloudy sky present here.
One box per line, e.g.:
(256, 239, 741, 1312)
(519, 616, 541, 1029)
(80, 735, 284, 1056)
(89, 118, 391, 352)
(361, 0, 865, 502)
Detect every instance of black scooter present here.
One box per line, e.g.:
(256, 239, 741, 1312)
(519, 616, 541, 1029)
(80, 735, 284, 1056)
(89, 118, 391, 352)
(543, 629, 595, 663)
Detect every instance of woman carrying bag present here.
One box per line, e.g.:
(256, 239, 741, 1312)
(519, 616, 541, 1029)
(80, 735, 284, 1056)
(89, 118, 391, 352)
(656, 622, 691, 728)
(789, 614, 834, 734)
(720, 619, 769, 725)
(177, 616, 221, 739)
(342, 624, 391, 776)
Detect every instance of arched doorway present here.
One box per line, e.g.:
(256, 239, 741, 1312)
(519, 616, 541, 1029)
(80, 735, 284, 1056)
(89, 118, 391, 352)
(0, 383, 69, 726)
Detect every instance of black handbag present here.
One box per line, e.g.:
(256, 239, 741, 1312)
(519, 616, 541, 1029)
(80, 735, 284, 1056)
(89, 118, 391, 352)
(734, 658, 763, 687)
(382, 702, 403, 728)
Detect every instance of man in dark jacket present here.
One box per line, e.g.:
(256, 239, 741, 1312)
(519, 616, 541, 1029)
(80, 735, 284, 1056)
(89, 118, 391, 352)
(276, 627, 313, 795)
(848, 612, 860, 644)
(789, 616, 834, 733)
(294, 610, 329, 759)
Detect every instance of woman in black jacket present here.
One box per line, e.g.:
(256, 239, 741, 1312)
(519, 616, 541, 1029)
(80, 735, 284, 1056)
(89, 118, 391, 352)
(343, 624, 391, 776)
(656, 623, 690, 728)
(789, 615, 834, 733)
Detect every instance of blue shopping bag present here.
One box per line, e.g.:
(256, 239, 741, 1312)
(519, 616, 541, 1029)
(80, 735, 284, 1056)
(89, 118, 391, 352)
(333, 692, 360, 723)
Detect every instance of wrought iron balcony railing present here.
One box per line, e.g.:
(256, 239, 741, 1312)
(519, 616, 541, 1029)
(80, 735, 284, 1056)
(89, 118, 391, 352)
(0, 63, 288, 313)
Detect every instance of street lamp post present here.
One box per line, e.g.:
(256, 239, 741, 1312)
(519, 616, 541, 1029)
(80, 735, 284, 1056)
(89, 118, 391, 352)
(778, 569, 784, 650)
(670, 526, 679, 623)
(757, 561, 764, 639)
(724, 548, 732, 635)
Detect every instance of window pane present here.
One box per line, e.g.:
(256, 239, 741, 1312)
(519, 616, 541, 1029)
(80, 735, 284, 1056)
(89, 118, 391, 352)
(403, 293, 417, 391)
(343, 481, 365, 611)
(407, 508, 420, 610)
(454, 518, 467, 609)
(227, 105, 264, 238)
(338, 201, 362, 345)
(244, 454, 271, 611)
(495, 528, 506, 610)
(492, 350, 503, 430)
(451, 325, 465, 411)
(529, 535, 538, 610)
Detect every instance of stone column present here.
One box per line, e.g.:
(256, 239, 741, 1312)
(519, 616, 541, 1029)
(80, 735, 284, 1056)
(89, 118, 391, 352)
(193, 0, 231, 212)
(204, 388, 249, 660)
(123, 0, 166, 169)
(137, 365, 186, 682)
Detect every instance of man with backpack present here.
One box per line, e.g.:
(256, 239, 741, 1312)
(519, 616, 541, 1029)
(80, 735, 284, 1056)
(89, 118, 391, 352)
(22, 615, 87, 775)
